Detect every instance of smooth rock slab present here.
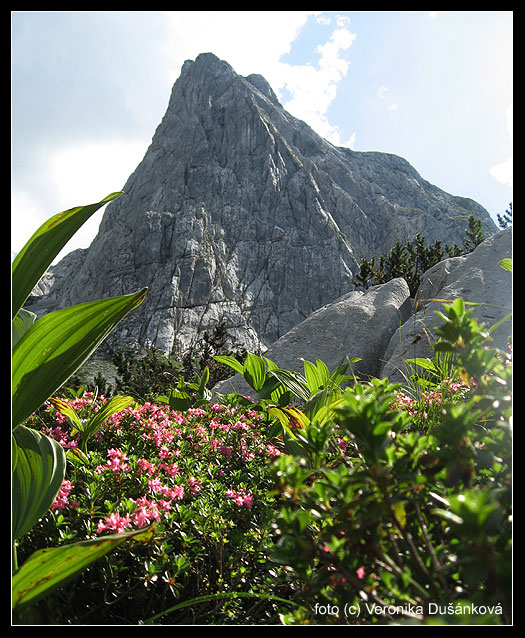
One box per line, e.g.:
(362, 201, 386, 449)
(214, 278, 413, 398)
(380, 228, 512, 385)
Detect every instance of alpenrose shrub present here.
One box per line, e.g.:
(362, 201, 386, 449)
(16, 396, 294, 624)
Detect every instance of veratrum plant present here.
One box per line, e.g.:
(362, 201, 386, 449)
(12, 193, 151, 620)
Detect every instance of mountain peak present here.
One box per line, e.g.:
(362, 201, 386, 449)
(28, 53, 497, 357)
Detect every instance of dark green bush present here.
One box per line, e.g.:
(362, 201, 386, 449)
(267, 298, 511, 625)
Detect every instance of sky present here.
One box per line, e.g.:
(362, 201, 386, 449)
(11, 11, 513, 264)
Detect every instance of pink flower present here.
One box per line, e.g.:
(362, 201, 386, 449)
(162, 461, 180, 477)
(265, 444, 281, 458)
(188, 477, 202, 495)
(219, 444, 233, 459)
(170, 484, 184, 501)
(148, 477, 172, 498)
(137, 458, 157, 475)
(356, 566, 366, 580)
(106, 448, 130, 474)
(132, 496, 161, 527)
(50, 479, 74, 512)
(225, 488, 253, 509)
(97, 512, 131, 534)
(42, 426, 78, 450)
(158, 445, 171, 460)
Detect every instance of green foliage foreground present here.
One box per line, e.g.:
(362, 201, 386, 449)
(12, 197, 512, 625)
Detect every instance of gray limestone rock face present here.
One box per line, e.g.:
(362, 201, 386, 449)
(213, 278, 414, 398)
(380, 228, 512, 385)
(26, 52, 497, 357)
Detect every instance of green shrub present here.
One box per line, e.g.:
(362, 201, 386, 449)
(267, 298, 511, 625)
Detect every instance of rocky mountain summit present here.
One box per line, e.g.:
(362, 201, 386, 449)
(28, 52, 497, 357)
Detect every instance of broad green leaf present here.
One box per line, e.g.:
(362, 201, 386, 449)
(12, 524, 156, 613)
(168, 390, 192, 412)
(12, 426, 66, 539)
(405, 357, 440, 375)
(243, 353, 267, 392)
(80, 395, 135, 447)
(12, 192, 122, 320)
(303, 360, 324, 394)
(257, 375, 284, 401)
(12, 435, 18, 474)
(498, 258, 512, 273)
(12, 288, 147, 430)
(269, 369, 310, 402)
(315, 359, 330, 384)
(12, 308, 37, 348)
(47, 397, 83, 432)
(213, 355, 244, 375)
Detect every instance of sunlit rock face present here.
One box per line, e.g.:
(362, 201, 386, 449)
(28, 52, 496, 356)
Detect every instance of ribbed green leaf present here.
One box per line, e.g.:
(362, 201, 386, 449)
(498, 258, 512, 273)
(47, 397, 84, 432)
(80, 395, 135, 447)
(213, 355, 244, 375)
(12, 308, 37, 348)
(12, 288, 147, 430)
(405, 357, 441, 375)
(12, 524, 156, 613)
(269, 369, 310, 402)
(12, 192, 122, 320)
(303, 360, 323, 395)
(12, 426, 66, 539)
(243, 353, 267, 392)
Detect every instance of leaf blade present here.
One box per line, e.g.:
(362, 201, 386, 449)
(12, 524, 156, 613)
(12, 288, 147, 430)
(12, 426, 66, 539)
(12, 192, 122, 319)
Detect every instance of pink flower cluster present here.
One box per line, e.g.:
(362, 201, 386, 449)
(37, 391, 277, 537)
(225, 488, 253, 509)
(96, 448, 130, 475)
(97, 512, 131, 534)
(42, 425, 78, 450)
(50, 480, 79, 512)
(392, 377, 474, 420)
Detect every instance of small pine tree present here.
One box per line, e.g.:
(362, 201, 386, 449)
(464, 215, 485, 252)
(445, 243, 464, 257)
(497, 203, 513, 229)
(351, 257, 376, 289)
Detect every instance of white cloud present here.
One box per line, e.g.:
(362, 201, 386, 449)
(278, 18, 357, 146)
(12, 140, 148, 263)
(490, 101, 513, 188)
(378, 85, 398, 112)
(162, 11, 357, 147)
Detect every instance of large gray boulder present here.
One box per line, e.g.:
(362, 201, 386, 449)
(213, 277, 413, 398)
(27, 52, 497, 357)
(214, 230, 511, 397)
(380, 228, 512, 384)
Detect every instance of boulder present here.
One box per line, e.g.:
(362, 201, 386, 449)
(213, 277, 413, 398)
(214, 230, 512, 397)
(380, 228, 512, 385)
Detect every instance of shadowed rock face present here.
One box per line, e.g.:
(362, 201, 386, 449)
(27, 52, 497, 356)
